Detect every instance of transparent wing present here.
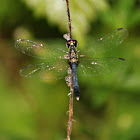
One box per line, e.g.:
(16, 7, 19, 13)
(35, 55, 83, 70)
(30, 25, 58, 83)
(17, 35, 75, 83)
(19, 60, 69, 80)
(79, 28, 128, 57)
(77, 57, 128, 76)
(15, 39, 67, 60)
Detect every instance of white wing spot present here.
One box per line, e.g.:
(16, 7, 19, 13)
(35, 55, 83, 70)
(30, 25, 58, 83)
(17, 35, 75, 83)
(91, 61, 97, 65)
(40, 44, 44, 47)
(80, 54, 85, 57)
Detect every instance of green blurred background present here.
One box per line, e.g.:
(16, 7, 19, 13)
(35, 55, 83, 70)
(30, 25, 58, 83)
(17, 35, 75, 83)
(0, 0, 140, 140)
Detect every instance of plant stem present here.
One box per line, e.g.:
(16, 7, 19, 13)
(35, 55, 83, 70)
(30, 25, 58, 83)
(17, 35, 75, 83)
(66, 1, 74, 139)
(66, 0, 72, 39)
(66, 73, 74, 140)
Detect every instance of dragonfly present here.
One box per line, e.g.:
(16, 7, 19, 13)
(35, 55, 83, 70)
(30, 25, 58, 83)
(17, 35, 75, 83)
(15, 28, 128, 100)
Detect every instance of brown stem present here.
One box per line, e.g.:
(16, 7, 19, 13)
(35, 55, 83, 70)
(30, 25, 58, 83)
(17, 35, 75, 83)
(66, 73, 74, 140)
(65, 0, 73, 139)
(66, 0, 72, 39)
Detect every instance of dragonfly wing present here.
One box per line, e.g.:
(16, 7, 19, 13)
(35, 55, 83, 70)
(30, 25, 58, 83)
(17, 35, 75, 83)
(19, 60, 69, 80)
(77, 57, 128, 77)
(15, 39, 67, 60)
(79, 28, 128, 57)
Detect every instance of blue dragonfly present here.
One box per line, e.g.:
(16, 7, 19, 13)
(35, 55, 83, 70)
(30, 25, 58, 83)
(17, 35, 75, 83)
(15, 28, 128, 100)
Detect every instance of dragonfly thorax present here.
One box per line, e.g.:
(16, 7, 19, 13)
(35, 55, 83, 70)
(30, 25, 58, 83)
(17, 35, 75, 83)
(68, 46, 78, 64)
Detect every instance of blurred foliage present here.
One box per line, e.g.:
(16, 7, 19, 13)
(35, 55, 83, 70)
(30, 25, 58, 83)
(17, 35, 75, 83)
(0, 0, 140, 140)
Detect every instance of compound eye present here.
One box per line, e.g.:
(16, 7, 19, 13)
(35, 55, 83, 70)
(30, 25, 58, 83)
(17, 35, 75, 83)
(66, 41, 70, 48)
(74, 40, 78, 47)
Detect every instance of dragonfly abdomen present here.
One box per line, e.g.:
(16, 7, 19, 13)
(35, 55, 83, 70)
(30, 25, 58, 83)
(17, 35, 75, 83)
(71, 63, 80, 101)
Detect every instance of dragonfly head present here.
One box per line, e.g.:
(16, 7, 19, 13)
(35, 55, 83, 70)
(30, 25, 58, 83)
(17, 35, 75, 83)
(66, 39, 78, 48)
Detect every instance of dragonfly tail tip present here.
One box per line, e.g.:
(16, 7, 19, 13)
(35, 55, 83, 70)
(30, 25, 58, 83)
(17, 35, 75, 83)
(76, 97, 80, 101)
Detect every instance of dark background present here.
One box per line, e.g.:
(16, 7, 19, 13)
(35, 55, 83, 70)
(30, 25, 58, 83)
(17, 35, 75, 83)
(0, 0, 140, 140)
